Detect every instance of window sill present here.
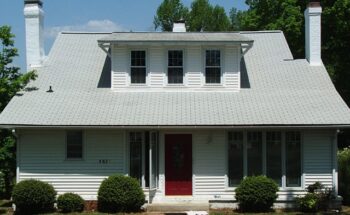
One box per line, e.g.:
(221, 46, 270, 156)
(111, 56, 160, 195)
(204, 84, 223, 87)
(64, 158, 84, 161)
(166, 84, 185, 87)
(130, 84, 147, 87)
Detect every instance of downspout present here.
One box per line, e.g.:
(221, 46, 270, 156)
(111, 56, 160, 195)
(11, 129, 19, 212)
(11, 129, 20, 184)
(333, 129, 339, 197)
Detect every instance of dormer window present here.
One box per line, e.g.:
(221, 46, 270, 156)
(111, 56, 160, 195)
(205, 50, 221, 84)
(131, 51, 146, 84)
(168, 50, 183, 84)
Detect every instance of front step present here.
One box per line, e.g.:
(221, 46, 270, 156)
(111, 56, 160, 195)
(147, 203, 209, 213)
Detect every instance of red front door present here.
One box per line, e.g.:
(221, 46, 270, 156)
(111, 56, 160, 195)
(165, 134, 192, 195)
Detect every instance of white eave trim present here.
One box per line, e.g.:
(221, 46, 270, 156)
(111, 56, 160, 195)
(1, 124, 350, 130)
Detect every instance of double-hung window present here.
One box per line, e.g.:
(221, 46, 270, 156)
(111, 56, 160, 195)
(66, 131, 83, 159)
(168, 50, 183, 84)
(131, 51, 146, 84)
(205, 50, 221, 84)
(227, 131, 301, 188)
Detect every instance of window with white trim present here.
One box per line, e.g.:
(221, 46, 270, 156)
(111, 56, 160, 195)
(228, 132, 244, 187)
(205, 50, 221, 84)
(247, 132, 262, 176)
(168, 50, 183, 84)
(227, 131, 301, 188)
(129, 131, 159, 188)
(266, 132, 282, 186)
(66, 131, 83, 159)
(130, 51, 146, 84)
(286, 131, 302, 187)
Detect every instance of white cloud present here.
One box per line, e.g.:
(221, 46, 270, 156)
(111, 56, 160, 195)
(45, 19, 127, 38)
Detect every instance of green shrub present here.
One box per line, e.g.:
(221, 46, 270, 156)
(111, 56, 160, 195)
(296, 182, 335, 212)
(97, 175, 145, 213)
(307, 181, 324, 193)
(339, 147, 350, 205)
(0, 172, 5, 198)
(296, 193, 319, 213)
(235, 175, 279, 212)
(12, 179, 56, 214)
(57, 193, 84, 213)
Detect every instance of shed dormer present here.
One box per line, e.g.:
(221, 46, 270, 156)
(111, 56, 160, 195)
(98, 32, 253, 92)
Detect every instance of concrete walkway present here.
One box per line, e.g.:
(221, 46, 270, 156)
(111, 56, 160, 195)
(147, 203, 209, 213)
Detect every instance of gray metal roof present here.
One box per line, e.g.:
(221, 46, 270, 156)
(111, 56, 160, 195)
(98, 32, 253, 44)
(0, 31, 350, 127)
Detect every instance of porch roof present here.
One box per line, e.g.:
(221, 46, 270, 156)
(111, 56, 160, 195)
(0, 31, 350, 128)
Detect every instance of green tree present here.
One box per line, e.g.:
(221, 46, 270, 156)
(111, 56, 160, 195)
(154, 0, 231, 32)
(230, 8, 243, 31)
(188, 0, 213, 31)
(207, 5, 231, 31)
(153, 0, 189, 31)
(321, 0, 350, 105)
(0, 25, 36, 198)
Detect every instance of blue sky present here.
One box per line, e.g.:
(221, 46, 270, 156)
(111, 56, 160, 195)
(0, 0, 247, 72)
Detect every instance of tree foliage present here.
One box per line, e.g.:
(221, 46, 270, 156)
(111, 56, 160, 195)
(188, 0, 213, 31)
(153, 0, 189, 31)
(154, 0, 231, 32)
(0, 25, 37, 198)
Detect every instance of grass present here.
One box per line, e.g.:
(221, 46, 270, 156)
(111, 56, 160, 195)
(1, 200, 350, 215)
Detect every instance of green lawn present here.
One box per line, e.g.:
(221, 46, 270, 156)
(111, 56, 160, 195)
(1, 201, 350, 215)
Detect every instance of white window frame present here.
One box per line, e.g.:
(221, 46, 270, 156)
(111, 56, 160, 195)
(167, 49, 185, 85)
(226, 130, 303, 190)
(129, 49, 148, 86)
(127, 131, 159, 189)
(204, 49, 222, 85)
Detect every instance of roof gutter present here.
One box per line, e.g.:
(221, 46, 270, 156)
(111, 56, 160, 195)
(1, 124, 350, 130)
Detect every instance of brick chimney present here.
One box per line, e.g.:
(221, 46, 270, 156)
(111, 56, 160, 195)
(24, 0, 45, 71)
(305, 0, 322, 66)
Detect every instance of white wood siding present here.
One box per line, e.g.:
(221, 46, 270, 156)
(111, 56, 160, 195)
(193, 131, 228, 198)
(18, 129, 336, 202)
(110, 46, 241, 91)
(18, 130, 125, 200)
(303, 130, 333, 188)
(149, 48, 165, 87)
(223, 47, 240, 91)
(186, 48, 202, 87)
(111, 47, 128, 89)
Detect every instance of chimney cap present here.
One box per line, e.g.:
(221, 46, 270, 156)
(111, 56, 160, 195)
(308, 0, 320, 7)
(24, 0, 43, 7)
(174, 18, 186, 24)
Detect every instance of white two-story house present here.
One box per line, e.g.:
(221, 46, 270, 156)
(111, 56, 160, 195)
(0, 0, 350, 209)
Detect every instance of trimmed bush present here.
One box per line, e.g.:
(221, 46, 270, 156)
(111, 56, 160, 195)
(339, 147, 350, 205)
(0, 172, 5, 198)
(12, 179, 56, 214)
(97, 175, 145, 213)
(296, 182, 335, 212)
(235, 175, 279, 212)
(57, 193, 84, 213)
(296, 193, 319, 213)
